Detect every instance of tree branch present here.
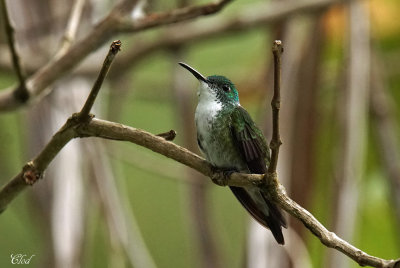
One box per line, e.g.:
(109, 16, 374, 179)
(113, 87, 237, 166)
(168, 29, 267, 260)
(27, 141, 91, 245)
(54, 0, 86, 59)
(1, 117, 398, 267)
(110, 0, 346, 77)
(0, 39, 124, 212)
(268, 174, 400, 268)
(0, 0, 233, 111)
(0, 0, 346, 77)
(78, 40, 121, 120)
(118, 0, 232, 32)
(0, 0, 28, 101)
(268, 40, 283, 174)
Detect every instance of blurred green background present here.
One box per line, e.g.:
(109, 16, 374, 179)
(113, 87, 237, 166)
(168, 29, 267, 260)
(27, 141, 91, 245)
(0, 0, 399, 267)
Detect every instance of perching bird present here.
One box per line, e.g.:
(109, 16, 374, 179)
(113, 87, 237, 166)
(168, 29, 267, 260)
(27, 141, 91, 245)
(179, 62, 287, 244)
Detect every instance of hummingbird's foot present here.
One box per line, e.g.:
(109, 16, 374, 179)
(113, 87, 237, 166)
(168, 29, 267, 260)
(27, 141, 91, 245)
(210, 167, 237, 186)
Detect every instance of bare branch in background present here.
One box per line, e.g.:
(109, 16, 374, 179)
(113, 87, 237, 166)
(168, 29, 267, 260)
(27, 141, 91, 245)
(288, 15, 323, 239)
(118, 0, 232, 32)
(107, 145, 194, 184)
(0, 39, 123, 212)
(54, 0, 86, 59)
(0, 0, 28, 101)
(0, 0, 347, 78)
(370, 56, 400, 231)
(110, 0, 346, 77)
(328, 1, 370, 267)
(283, 228, 312, 268)
(47, 85, 87, 268)
(85, 140, 157, 268)
(0, 0, 233, 111)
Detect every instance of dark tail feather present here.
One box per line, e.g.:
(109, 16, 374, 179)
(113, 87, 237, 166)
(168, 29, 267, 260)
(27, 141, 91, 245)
(230, 186, 287, 245)
(261, 194, 287, 244)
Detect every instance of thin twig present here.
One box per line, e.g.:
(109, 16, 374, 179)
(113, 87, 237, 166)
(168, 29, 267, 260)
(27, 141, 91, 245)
(0, 0, 28, 101)
(78, 40, 121, 120)
(268, 40, 283, 174)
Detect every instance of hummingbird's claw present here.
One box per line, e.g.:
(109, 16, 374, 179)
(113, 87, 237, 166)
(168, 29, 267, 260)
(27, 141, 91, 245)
(211, 173, 228, 186)
(210, 167, 238, 186)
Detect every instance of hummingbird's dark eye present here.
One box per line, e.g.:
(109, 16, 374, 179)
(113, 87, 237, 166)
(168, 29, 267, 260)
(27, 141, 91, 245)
(222, 85, 230, 92)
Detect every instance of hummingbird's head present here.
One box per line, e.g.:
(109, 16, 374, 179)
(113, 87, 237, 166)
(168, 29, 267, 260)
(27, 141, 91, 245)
(179, 62, 239, 106)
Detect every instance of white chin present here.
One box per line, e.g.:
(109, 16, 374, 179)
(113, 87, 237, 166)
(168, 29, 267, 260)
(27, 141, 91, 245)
(198, 82, 213, 96)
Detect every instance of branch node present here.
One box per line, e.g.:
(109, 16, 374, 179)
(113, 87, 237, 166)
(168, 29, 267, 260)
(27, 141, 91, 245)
(156, 130, 177, 141)
(269, 139, 283, 150)
(77, 112, 95, 124)
(22, 162, 42, 185)
(272, 39, 284, 54)
(264, 171, 278, 188)
(111, 39, 122, 53)
(12, 85, 30, 103)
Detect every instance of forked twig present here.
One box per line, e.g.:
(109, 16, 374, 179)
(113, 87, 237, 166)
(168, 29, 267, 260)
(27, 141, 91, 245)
(0, 40, 123, 212)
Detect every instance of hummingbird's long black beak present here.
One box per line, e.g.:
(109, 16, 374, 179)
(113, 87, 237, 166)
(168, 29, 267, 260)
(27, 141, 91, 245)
(179, 62, 208, 83)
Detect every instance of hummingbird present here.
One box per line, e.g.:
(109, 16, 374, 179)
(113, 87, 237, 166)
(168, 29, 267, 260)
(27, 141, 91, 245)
(179, 62, 287, 244)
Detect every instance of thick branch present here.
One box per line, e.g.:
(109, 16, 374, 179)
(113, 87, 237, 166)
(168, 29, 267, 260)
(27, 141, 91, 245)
(0, 117, 398, 267)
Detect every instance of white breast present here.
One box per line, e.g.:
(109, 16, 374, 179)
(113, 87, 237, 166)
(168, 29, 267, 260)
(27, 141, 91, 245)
(194, 82, 222, 136)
